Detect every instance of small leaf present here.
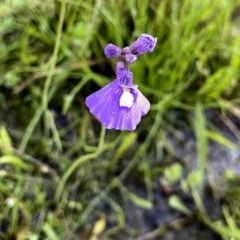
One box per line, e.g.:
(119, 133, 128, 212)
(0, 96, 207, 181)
(224, 169, 237, 180)
(164, 163, 183, 184)
(207, 131, 238, 149)
(90, 214, 106, 240)
(127, 191, 153, 209)
(43, 222, 61, 240)
(0, 126, 13, 154)
(186, 169, 204, 190)
(118, 181, 153, 209)
(168, 195, 192, 216)
(222, 205, 236, 230)
(0, 155, 32, 170)
(113, 132, 137, 161)
(63, 94, 74, 115)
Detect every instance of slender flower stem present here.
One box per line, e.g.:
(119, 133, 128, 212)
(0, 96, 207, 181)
(42, 0, 67, 111)
(19, 0, 67, 152)
(98, 126, 106, 150)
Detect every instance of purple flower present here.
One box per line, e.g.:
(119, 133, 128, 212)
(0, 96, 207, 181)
(129, 33, 157, 55)
(85, 79, 150, 131)
(104, 44, 122, 58)
(85, 33, 157, 131)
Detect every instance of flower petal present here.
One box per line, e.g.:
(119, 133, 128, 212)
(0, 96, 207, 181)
(125, 53, 137, 64)
(116, 63, 134, 87)
(104, 44, 122, 58)
(85, 81, 150, 131)
(129, 33, 157, 55)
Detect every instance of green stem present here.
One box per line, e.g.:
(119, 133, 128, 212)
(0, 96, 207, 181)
(98, 126, 106, 149)
(42, 0, 67, 111)
(19, 0, 67, 152)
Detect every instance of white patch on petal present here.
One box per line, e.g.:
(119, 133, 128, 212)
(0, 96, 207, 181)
(119, 88, 134, 108)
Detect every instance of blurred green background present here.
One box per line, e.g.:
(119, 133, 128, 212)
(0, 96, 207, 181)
(1, 0, 240, 239)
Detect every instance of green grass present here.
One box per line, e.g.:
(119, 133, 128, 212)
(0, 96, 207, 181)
(1, 0, 240, 239)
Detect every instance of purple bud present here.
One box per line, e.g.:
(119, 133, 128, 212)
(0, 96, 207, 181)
(122, 47, 131, 54)
(125, 54, 137, 64)
(104, 43, 122, 58)
(129, 33, 157, 55)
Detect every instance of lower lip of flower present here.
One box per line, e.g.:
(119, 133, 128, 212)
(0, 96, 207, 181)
(119, 87, 134, 108)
